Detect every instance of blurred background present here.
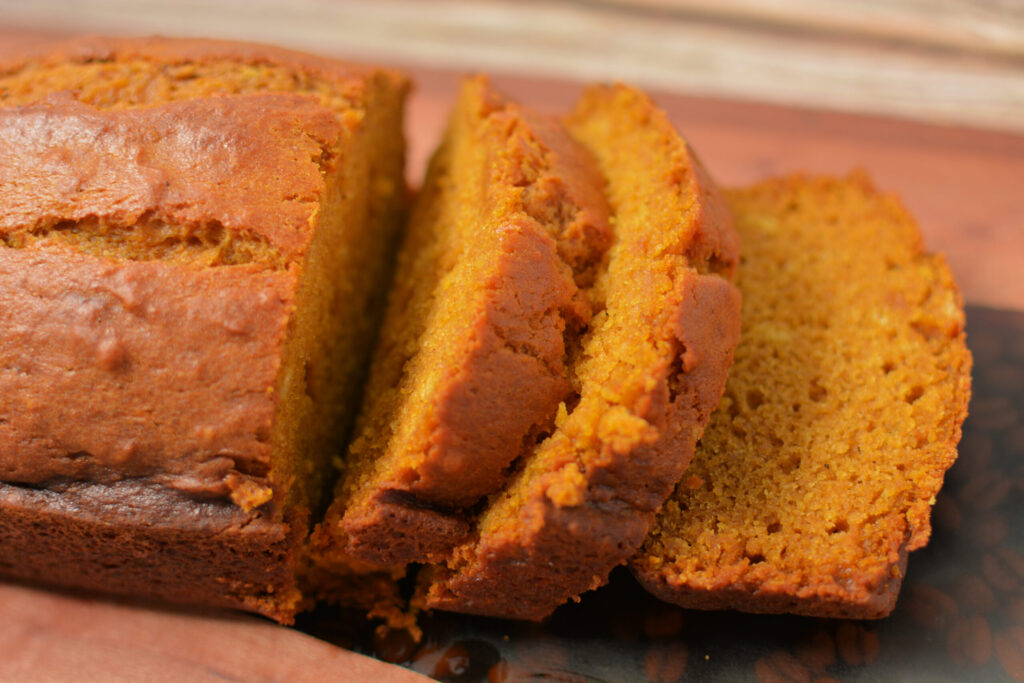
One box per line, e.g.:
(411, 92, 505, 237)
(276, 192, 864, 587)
(2, 0, 1022, 132)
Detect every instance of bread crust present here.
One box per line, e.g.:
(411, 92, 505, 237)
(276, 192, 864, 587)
(0, 36, 408, 622)
(0, 479, 304, 622)
(0, 249, 293, 499)
(0, 34, 390, 91)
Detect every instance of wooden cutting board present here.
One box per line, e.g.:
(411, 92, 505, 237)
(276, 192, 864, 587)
(1, 26, 1022, 682)
(0, 582, 430, 682)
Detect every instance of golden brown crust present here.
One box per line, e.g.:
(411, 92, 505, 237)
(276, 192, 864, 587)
(0, 91, 347, 503)
(0, 94, 343, 263)
(419, 84, 742, 620)
(0, 34, 389, 93)
(0, 249, 293, 501)
(0, 479, 303, 623)
(638, 543, 910, 619)
(632, 173, 972, 619)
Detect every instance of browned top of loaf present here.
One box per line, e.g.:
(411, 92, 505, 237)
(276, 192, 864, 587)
(0, 37, 403, 508)
(0, 35, 408, 264)
(633, 173, 972, 619)
(0, 94, 342, 265)
(322, 77, 613, 566)
(419, 84, 742, 620)
(0, 34, 389, 101)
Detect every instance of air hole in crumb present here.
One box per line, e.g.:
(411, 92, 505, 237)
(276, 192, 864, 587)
(706, 254, 731, 276)
(766, 521, 782, 534)
(746, 553, 766, 565)
(731, 425, 747, 439)
(303, 361, 318, 401)
(745, 389, 765, 411)
(828, 520, 849, 534)
(232, 456, 270, 478)
(911, 319, 948, 341)
(792, 403, 801, 413)
(809, 380, 828, 402)
(779, 455, 800, 473)
(667, 349, 686, 402)
(726, 394, 741, 419)
(769, 435, 784, 448)
(882, 361, 895, 374)
(906, 385, 924, 403)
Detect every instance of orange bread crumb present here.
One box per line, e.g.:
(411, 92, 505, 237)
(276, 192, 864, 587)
(633, 173, 972, 618)
(419, 84, 742, 620)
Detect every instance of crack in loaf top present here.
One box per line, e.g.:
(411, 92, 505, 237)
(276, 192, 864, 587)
(0, 91, 343, 497)
(0, 35, 409, 267)
(0, 35, 393, 108)
(0, 93, 347, 267)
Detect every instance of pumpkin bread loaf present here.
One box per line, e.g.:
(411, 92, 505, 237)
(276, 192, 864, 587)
(307, 76, 614, 572)
(633, 174, 972, 618)
(0, 37, 408, 623)
(418, 84, 742, 620)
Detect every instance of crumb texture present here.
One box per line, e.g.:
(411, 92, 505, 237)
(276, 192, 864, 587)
(320, 77, 613, 567)
(633, 173, 972, 618)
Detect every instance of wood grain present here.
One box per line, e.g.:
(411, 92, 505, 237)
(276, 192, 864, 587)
(3, 0, 1024, 133)
(633, 0, 1024, 57)
(0, 583, 428, 682)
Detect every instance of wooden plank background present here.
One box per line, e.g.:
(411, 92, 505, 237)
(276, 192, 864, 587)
(2, 0, 1024, 133)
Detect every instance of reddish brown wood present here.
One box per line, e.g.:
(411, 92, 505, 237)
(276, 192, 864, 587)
(0, 582, 428, 682)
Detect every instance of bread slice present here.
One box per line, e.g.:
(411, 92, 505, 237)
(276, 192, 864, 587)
(417, 84, 742, 620)
(307, 76, 614, 572)
(633, 173, 972, 618)
(0, 37, 408, 623)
